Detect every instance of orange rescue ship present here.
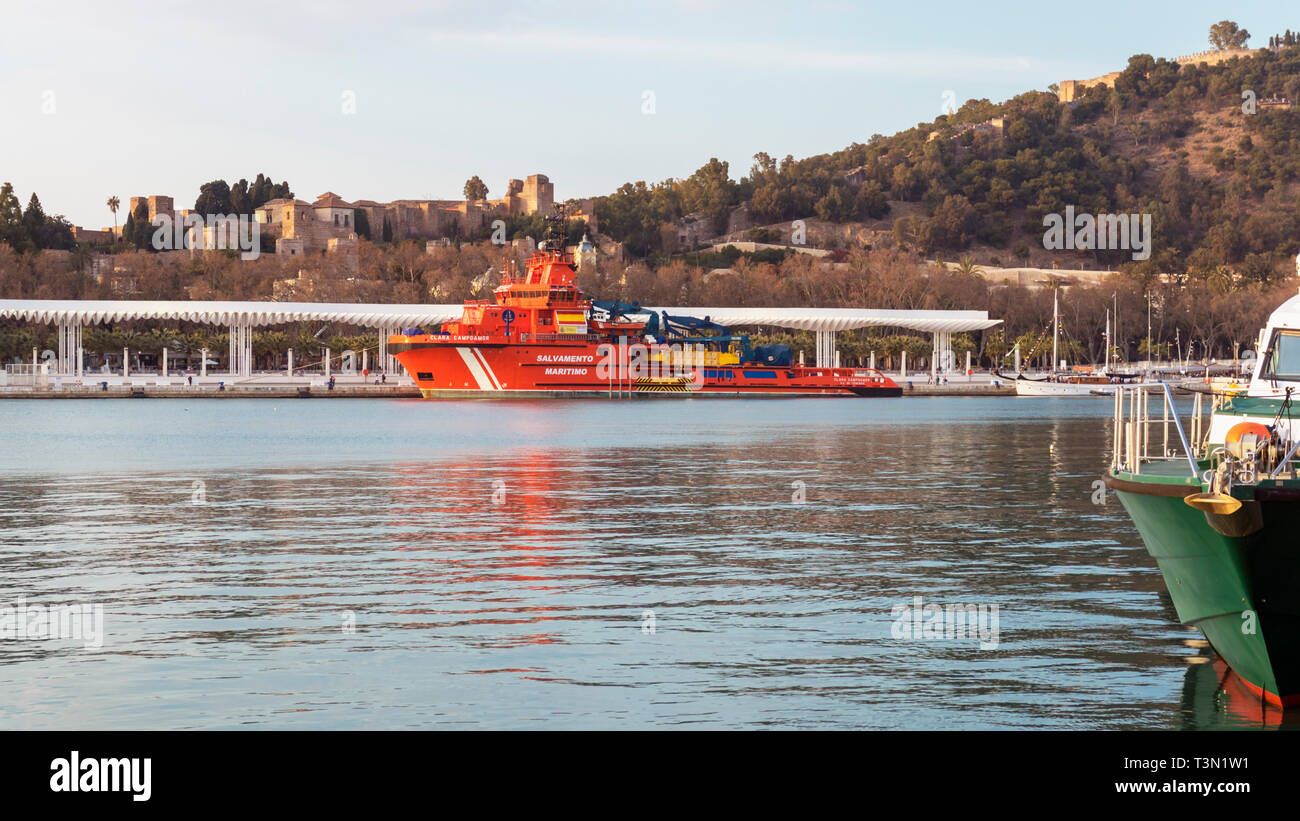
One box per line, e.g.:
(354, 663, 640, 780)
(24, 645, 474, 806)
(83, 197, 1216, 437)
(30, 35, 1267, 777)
(389, 219, 901, 399)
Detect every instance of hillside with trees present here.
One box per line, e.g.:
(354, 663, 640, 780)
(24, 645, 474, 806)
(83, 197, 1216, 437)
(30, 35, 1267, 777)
(595, 26, 1300, 288)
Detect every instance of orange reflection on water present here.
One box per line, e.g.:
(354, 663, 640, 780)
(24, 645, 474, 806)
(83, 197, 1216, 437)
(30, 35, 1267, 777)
(382, 452, 581, 643)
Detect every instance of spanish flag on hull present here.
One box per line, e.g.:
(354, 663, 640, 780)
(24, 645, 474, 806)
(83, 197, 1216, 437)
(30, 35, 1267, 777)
(555, 311, 587, 334)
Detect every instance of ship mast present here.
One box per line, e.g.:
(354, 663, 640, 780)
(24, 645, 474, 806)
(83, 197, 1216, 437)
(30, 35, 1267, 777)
(1105, 309, 1111, 373)
(541, 203, 569, 253)
(1052, 287, 1059, 376)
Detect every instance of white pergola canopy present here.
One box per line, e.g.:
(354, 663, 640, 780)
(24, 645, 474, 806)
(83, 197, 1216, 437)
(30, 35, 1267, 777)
(0, 299, 458, 328)
(0, 299, 1000, 334)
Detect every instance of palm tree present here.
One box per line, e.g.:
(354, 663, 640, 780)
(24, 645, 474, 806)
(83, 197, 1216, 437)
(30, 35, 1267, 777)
(254, 330, 289, 370)
(106, 196, 120, 238)
(954, 256, 983, 277)
(983, 328, 1008, 364)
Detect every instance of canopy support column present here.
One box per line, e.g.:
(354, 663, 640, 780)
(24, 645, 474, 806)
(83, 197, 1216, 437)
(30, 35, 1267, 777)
(56, 322, 82, 376)
(932, 332, 938, 381)
(932, 331, 952, 381)
(381, 327, 399, 376)
(228, 323, 253, 378)
(813, 330, 837, 368)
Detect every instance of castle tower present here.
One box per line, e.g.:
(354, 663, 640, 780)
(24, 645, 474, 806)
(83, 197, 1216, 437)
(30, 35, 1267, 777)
(522, 174, 554, 215)
(147, 195, 174, 222)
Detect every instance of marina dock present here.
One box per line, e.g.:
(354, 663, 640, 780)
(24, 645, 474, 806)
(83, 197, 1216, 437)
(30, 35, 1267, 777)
(0, 377, 1015, 398)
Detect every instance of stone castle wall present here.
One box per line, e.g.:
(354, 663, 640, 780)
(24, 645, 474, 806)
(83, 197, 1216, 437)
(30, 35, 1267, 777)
(1057, 47, 1263, 102)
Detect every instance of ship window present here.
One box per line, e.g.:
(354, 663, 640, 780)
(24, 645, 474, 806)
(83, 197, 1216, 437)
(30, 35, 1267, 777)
(1262, 329, 1300, 380)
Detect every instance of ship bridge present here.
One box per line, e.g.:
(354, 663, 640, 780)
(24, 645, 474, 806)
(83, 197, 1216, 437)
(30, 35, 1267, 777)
(0, 299, 999, 379)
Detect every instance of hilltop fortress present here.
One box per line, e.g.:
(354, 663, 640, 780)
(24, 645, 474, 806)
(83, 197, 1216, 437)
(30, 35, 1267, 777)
(1056, 47, 1260, 102)
(74, 174, 598, 258)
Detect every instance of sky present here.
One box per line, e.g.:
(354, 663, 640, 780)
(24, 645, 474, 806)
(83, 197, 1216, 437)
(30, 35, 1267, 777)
(0, 0, 1295, 229)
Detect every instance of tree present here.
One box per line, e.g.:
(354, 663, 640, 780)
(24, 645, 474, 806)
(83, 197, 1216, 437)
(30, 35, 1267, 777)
(194, 180, 232, 216)
(1209, 20, 1250, 51)
(354, 209, 371, 240)
(678, 158, 738, 234)
(0, 183, 24, 248)
(751, 183, 783, 222)
(463, 176, 488, 201)
(382, 217, 393, 243)
(928, 194, 978, 249)
(122, 210, 135, 252)
(21, 193, 47, 248)
(954, 256, 983, 277)
(13, 193, 72, 251)
(814, 185, 851, 222)
(130, 201, 151, 250)
(229, 178, 251, 215)
(107, 196, 120, 236)
(854, 181, 890, 220)
(247, 174, 292, 205)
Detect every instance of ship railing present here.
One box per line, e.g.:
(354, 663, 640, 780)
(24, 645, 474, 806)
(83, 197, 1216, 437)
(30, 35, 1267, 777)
(527, 333, 603, 343)
(1111, 382, 1203, 478)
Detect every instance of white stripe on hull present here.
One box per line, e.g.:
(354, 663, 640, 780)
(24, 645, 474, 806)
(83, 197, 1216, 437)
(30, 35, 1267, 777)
(470, 347, 501, 389)
(455, 346, 499, 390)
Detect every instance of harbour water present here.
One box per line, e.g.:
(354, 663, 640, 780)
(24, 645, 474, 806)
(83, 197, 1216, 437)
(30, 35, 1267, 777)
(0, 397, 1280, 729)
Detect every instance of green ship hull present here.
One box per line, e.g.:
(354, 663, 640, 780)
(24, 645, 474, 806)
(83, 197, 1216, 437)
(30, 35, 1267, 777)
(1107, 463, 1300, 706)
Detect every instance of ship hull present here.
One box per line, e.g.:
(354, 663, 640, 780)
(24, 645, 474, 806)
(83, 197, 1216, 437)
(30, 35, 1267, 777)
(1107, 472, 1300, 707)
(392, 340, 902, 398)
(411, 386, 904, 399)
(1015, 378, 1115, 396)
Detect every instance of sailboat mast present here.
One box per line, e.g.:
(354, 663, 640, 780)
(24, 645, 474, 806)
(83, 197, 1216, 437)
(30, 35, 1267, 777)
(1105, 309, 1111, 372)
(1114, 292, 1119, 365)
(1052, 288, 1059, 375)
